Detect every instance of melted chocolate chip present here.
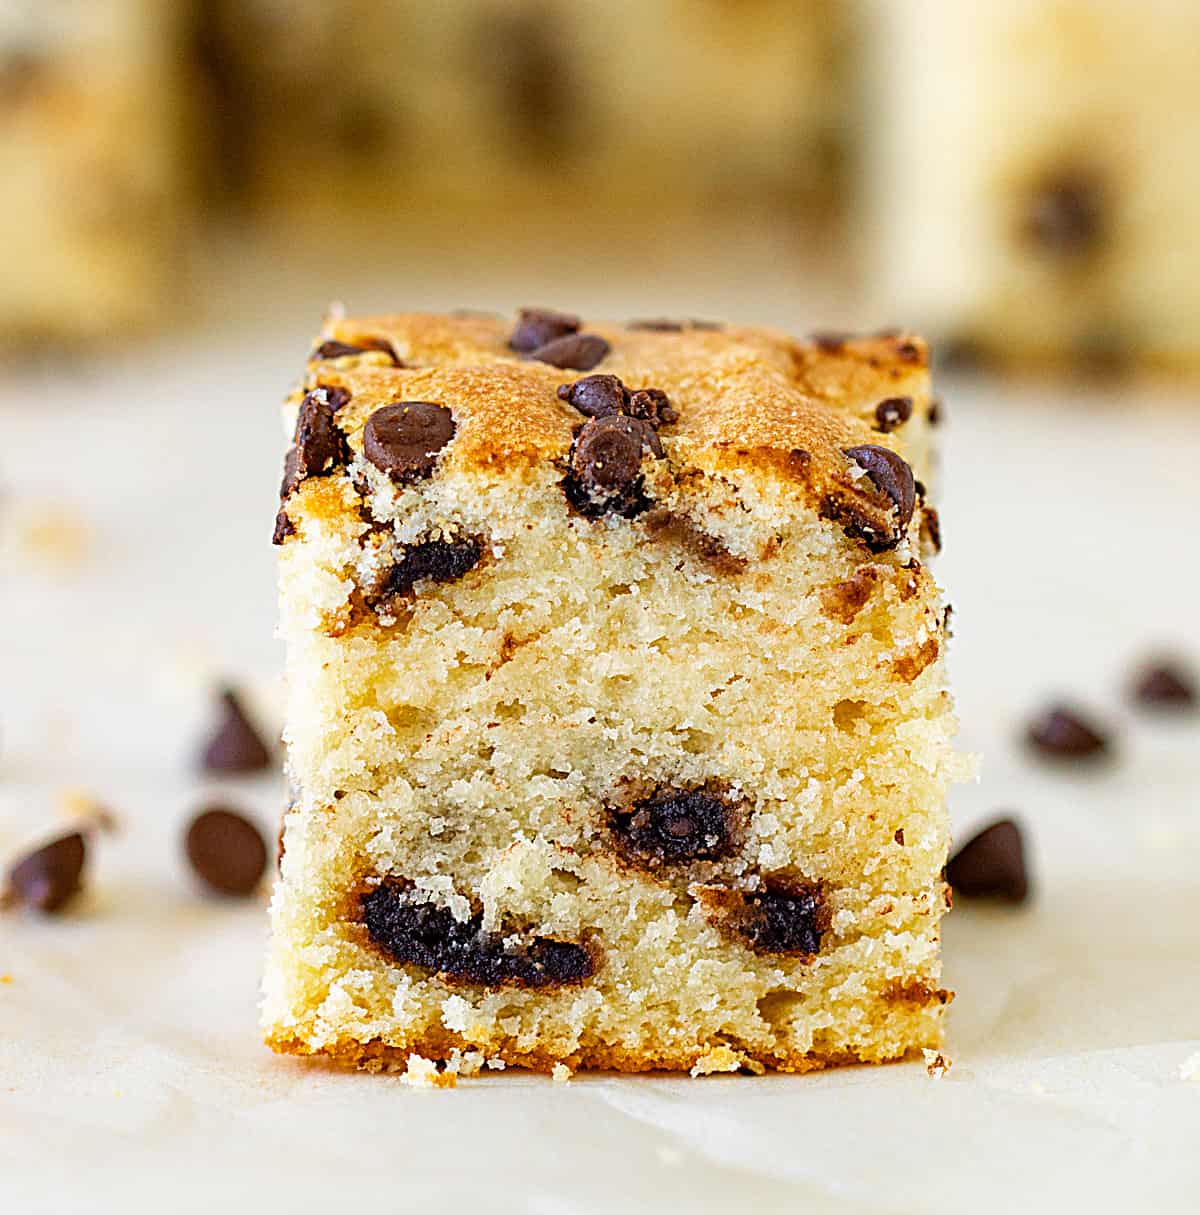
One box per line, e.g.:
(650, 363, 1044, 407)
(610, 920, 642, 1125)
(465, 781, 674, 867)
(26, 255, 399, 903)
(380, 538, 483, 599)
(312, 337, 401, 365)
(611, 790, 738, 865)
(627, 387, 678, 426)
(843, 445, 917, 532)
(1131, 660, 1197, 710)
(280, 389, 350, 497)
(1024, 170, 1106, 259)
(920, 506, 943, 554)
(509, 307, 580, 353)
(199, 688, 273, 774)
(947, 819, 1029, 903)
(873, 396, 913, 432)
(272, 509, 296, 546)
(360, 882, 595, 988)
(529, 332, 610, 371)
(1026, 705, 1110, 760)
(564, 415, 658, 517)
(184, 807, 268, 897)
(363, 402, 455, 482)
(5, 832, 86, 913)
(557, 374, 628, 418)
(741, 883, 825, 954)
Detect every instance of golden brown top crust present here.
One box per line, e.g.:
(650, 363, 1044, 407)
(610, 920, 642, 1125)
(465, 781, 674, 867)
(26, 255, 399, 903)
(288, 311, 934, 546)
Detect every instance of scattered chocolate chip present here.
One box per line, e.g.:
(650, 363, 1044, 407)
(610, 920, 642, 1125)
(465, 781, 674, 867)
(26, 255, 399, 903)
(272, 508, 296, 546)
(611, 790, 738, 865)
(312, 337, 401, 365)
(627, 318, 684, 332)
(361, 882, 595, 988)
(564, 415, 659, 517)
(1131, 660, 1197, 710)
(380, 538, 483, 599)
(557, 373, 628, 418)
(627, 387, 678, 426)
(928, 397, 945, 426)
(280, 389, 349, 497)
(184, 807, 268, 897)
(843, 445, 917, 532)
(947, 819, 1028, 903)
(809, 331, 850, 352)
(508, 307, 580, 353)
(873, 396, 913, 432)
(528, 332, 610, 371)
(1024, 170, 1106, 259)
(1025, 704, 1110, 760)
(199, 688, 273, 774)
(363, 402, 456, 482)
(4, 832, 86, 914)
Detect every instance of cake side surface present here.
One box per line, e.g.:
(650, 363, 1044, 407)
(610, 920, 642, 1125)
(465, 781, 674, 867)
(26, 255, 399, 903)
(263, 310, 954, 1074)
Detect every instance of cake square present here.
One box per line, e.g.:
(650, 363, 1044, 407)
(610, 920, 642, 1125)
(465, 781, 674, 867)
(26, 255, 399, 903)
(263, 310, 955, 1074)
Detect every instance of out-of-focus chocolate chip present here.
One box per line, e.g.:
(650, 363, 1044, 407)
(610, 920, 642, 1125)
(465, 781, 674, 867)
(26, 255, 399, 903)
(363, 402, 455, 482)
(627, 318, 685, 332)
(380, 538, 483, 599)
(936, 335, 990, 373)
(627, 388, 678, 426)
(361, 881, 595, 988)
(1026, 704, 1110, 760)
(947, 818, 1029, 903)
(557, 374, 628, 418)
(611, 790, 738, 865)
(271, 508, 296, 546)
(528, 332, 610, 371)
(1131, 660, 1197, 710)
(809, 331, 851, 352)
(509, 307, 580, 353)
(1024, 170, 1106, 259)
(280, 388, 350, 497)
(312, 337, 402, 365)
(843, 445, 916, 532)
(928, 397, 945, 426)
(4, 832, 86, 914)
(873, 396, 913, 432)
(184, 806, 268, 897)
(199, 688, 273, 774)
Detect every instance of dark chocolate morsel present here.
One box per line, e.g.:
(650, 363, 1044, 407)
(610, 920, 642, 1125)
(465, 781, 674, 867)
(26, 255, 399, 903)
(873, 396, 913, 432)
(1130, 661, 1197, 710)
(272, 509, 296, 546)
(5, 832, 86, 913)
(611, 790, 737, 865)
(312, 337, 402, 365)
(280, 388, 350, 498)
(363, 402, 456, 482)
(736, 882, 825, 955)
(627, 387, 678, 426)
(1025, 705, 1110, 760)
(509, 307, 580, 353)
(1024, 170, 1106, 259)
(528, 332, 610, 371)
(947, 818, 1029, 903)
(184, 807, 269, 897)
(843, 445, 917, 531)
(200, 688, 273, 774)
(556, 373, 628, 418)
(381, 538, 483, 599)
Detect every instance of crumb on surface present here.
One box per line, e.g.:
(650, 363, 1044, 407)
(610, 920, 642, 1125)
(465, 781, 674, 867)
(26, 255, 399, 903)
(400, 1052, 457, 1089)
(923, 1048, 951, 1078)
(551, 1062, 572, 1084)
(689, 1045, 744, 1077)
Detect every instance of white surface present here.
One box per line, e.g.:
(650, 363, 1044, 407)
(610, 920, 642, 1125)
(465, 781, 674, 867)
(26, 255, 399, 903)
(2, 285, 1199, 1212)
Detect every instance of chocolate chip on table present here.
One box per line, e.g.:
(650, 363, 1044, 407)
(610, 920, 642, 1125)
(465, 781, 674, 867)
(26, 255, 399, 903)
(4, 832, 86, 914)
(508, 307, 580, 353)
(740, 882, 825, 955)
(184, 807, 268, 897)
(280, 388, 350, 497)
(611, 790, 738, 865)
(1025, 704, 1110, 760)
(557, 373, 628, 418)
(312, 337, 402, 365)
(528, 332, 610, 371)
(1023, 169, 1106, 259)
(363, 402, 456, 482)
(843, 445, 917, 531)
(873, 396, 913, 432)
(946, 818, 1029, 903)
(200, 688, 273, 773)
(1130, 659, 1197, 710)
(380, 538, 483, 599)
(360, 882, 595, 988)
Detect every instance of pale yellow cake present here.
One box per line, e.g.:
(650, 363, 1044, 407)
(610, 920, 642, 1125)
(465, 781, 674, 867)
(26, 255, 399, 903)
(262, 310, 955, 1074)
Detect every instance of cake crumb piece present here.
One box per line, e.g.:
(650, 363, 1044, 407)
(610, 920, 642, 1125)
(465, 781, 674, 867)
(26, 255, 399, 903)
(689, 1045, 743, 1077)
(444, 1049, 485, 1078)
(485, 1057, 507, 1070)
(551, 1062, 572, 1084)
(5, 503, 93, 571)
(923, 1048, 952, 1078)
(1180, 1052, 1200, 1083)
(400, 1053, 457, 1089)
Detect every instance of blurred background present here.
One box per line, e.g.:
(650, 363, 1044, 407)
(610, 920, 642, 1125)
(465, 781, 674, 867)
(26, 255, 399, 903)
(2, 3, 1199, 1208)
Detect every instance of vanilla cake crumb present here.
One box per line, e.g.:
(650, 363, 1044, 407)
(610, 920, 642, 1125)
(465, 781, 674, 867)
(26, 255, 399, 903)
(923, 1049, 952, 1078)
(551, 1063, 572, 1084)
(262, 309, 956, 1075)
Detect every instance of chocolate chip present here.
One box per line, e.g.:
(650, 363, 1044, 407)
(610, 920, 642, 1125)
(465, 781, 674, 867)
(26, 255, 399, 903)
(947, 819, 1029, 903)
(529, 333, 610, 371)
(199, 688, 273, 774)
(895, 340, 922, 363)
(1024, 170, 1106, 258)
(936, 335, 990, 373)
(702, 880, 826, 955)
(557, 373, 628, 418)
(1131, 660, 1197, 710)
(312, 337, 401, 365)
(611, 790, 738, 865)
(809, 331, 851, 352)
(509, 307, 580, 353)
(627, 318, 684, 332)
(627, 388, 678, 426)
(363, 402, 456, 482)
(920, 506, 943, 554)
(873, 396, 913, 432)
(272, 508, 296, 546)
(843, 445, 916, 532)
(564, 414, 659, 517)
(184, 807, 268, 897)
(4, 832, 86, 914)
(280, 389, 349, 497)
(360, 882, 595, 988)
(380, 538, 483, 599)
(1025, 705, 1110, 760)
(928, 397, 945, 426)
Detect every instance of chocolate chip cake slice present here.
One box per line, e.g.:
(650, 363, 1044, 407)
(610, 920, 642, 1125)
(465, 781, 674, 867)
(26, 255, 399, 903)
(262, 310, 956, 1074)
